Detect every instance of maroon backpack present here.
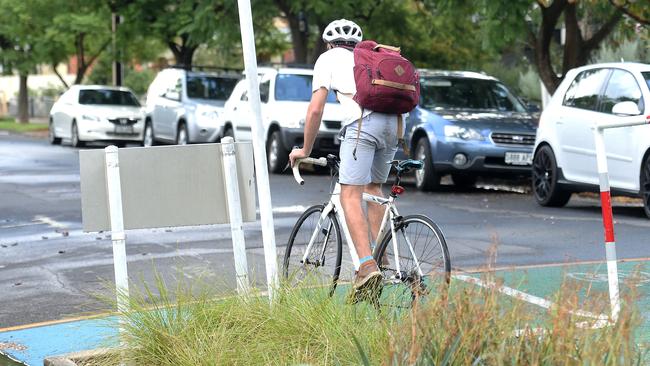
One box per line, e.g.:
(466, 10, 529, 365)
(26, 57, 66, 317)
(352, 40, 420, 114)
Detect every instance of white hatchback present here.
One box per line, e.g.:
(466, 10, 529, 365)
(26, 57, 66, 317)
(532, 62, 650, 218)
(49, 85, 145, 147)
(221, 66, 347, 173)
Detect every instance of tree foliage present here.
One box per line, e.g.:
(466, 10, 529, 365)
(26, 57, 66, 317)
(434, 0, 648, 93)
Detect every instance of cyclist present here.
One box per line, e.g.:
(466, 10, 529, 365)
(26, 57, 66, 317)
(288, 19, 406, 299)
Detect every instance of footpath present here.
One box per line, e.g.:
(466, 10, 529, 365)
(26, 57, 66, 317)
(1, 259, 648, 365)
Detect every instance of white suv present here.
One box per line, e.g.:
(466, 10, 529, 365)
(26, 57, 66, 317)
(221, 66, 347, 172)
(143, 67, 240, 146)
(532, 62, 650, 218)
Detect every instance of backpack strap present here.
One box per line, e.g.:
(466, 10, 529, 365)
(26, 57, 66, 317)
(373, 44, 401, 53)
(352, 108, 363, 160)
(397, 114, 410, 156)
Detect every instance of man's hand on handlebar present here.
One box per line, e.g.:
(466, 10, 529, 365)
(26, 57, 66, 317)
(289, 147, 309, 167)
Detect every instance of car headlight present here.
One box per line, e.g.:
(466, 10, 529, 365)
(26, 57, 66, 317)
(444, 125, 484, 141)
(81, 114, 100, 122)
(285, 118, 304, 129)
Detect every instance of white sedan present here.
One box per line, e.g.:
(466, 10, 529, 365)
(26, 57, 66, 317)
(49, 85, 145, 147)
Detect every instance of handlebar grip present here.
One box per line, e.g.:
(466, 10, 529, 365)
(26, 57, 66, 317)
(292, 157, 327, 185)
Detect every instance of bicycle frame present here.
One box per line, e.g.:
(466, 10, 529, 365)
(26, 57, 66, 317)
(301, 181, 424, 278)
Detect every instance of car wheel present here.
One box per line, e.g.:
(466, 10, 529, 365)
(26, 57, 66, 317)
(267, 130, 289, 174)
(414, 137, 440, 191)
(71, 121, 85, 148)
(176, 123, 188, 145)
(48, 120, 61, 145)
(451, 174, 477, 188)
(641, 153, 650, 219)
(532, 145, 571, 207)
(143, 121, 156, 147)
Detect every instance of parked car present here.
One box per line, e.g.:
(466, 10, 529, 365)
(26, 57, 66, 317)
(143, 67, 240, 146)
(532, 62, 650, 218)
(221, 66, 347, 172)
(404, 70, 538, 190)
(48, 85, 145, 147)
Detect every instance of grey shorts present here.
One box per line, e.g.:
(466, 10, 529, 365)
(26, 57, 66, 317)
(338, 113, 403, 185)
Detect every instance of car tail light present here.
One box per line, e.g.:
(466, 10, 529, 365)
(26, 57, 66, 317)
(391, 185, 405, 195)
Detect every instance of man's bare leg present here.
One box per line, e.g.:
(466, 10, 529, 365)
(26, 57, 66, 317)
(340, 184, 372, 259)
(365, 183, 384, 243)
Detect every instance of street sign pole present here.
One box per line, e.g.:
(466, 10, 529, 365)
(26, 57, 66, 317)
(236, 0, 279, 301)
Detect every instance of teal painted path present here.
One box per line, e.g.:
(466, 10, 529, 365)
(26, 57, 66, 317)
(0, 317, 118, 366)
(479, 259, 650, 342)
(0, 260, 648, 365)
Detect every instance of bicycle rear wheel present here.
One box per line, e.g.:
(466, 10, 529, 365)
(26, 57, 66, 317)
(375, 214, 451, 310)
(283, 205, 342, 296)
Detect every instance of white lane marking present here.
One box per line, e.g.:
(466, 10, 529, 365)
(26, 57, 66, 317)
(453, 274, 610, 321)
(33, 215, 68, 229)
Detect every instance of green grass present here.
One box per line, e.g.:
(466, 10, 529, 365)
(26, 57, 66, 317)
(0, 118, 48, 132)
(99, 272, 646, 365)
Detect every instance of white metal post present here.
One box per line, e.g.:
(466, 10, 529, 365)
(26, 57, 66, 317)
(221, 137, 250, 294)
(104, 145, 129, 366)
(237, 0, 279, 300)
(104, 146, 129, 312)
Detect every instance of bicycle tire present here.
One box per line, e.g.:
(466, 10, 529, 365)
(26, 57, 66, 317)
(283, 204, 343, 296)
(374, 214, 451, 309)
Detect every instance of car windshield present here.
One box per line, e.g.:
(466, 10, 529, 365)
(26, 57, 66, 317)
(275, 74, 337, 103)
(420, 77, 526, 112)
(78, 89, 140, 106)
(186, 76, 239, 100)
(643, 72, 650, 91)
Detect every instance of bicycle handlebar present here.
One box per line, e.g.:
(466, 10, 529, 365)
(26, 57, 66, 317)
(292, 157, 328, 185)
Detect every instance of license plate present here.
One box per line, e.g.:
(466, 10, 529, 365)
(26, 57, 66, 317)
(505, 152, 532, 165)
(114, 125, 134, 135)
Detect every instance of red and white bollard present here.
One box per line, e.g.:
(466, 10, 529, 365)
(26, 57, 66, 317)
(592, 116, 650, 321)
(592, 127, 620, 321)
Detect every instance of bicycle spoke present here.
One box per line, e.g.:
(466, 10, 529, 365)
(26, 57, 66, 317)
(283, 205, 342, 295)
(376, 215, 450, 311)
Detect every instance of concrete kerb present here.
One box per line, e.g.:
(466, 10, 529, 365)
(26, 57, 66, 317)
(44, 348, 116, 366)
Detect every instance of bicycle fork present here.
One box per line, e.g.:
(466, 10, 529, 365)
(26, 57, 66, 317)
(301, 203, 336, 266)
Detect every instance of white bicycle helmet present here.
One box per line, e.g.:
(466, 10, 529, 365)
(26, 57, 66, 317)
(322, 19, 362, 44)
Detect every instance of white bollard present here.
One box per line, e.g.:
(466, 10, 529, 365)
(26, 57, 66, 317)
(104, 145, 129, 365)
(221, 137, 250, 294)
(104, 146, 129, 312)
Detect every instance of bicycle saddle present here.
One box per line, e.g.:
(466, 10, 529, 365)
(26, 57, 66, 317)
(393, 159, 424, 173)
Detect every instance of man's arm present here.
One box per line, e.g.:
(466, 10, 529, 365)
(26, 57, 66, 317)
(289, 87, 329, 166)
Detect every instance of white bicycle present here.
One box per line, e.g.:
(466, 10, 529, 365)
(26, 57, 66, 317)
(283, 155, 451, 309)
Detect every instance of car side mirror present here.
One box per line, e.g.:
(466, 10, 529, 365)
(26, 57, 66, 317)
(611, 101, 640, 116)
(165, 90, 180, 101)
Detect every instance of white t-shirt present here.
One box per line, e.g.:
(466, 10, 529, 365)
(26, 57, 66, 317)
(311, 47, 371, 126)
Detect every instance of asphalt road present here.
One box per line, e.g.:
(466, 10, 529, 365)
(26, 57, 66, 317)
(1, 134, 649, 328)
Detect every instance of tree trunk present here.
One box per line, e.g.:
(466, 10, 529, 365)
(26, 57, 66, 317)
(18, 73, 28, 124)
(169, 42, 197, 68)
(287, 16, 308, 64)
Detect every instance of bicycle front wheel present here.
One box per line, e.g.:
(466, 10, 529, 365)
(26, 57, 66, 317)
(375, 214, 451, 309)
(283, 205, 342, 295)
